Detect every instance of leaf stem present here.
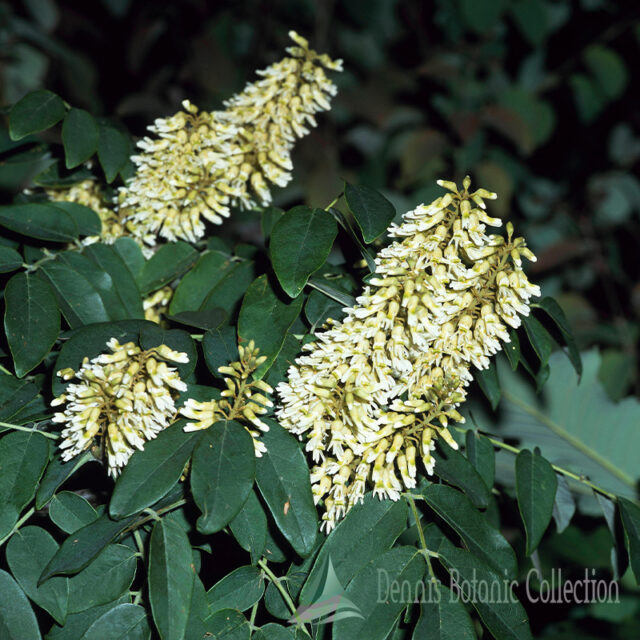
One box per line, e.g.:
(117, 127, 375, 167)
(258, 558, 312, 637)
(501, 389, 635, 489)
(123, 499, 187, 534)
(452, 425, 620, 502)
(405, 494, 436, 580)
(0, 506, 35, 547)
(0, 421, 59, 440)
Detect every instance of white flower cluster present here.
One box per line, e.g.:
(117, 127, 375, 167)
(52, 338, 188, 476)
(118, 31, 342, 248)
(277, 177, 541, 531)
(180, 340, 274, 456)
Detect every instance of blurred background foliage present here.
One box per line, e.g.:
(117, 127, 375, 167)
(2, 0, 639, 401)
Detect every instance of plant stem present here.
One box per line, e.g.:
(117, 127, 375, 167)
(0, 507, 35, 547)
(0, 421, 59, 440)
(249, 601, 259, 629)
(501, 389, 635, 489)
(405, 494, 436, 580)
(258, 558, 312, 637)
(123, 499, 187, 534)
(452, 425, 620, 502)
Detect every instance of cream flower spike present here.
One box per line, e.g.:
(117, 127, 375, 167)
(118, 32, 342, 248)
(277, 177, 540, 532)
(52, 338, 188, 477)
(179, 340, 274, 457)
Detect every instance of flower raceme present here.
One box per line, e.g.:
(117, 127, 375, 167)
(277, 177, 541, 531)
(180, 341, 274, 456)
(52, 338, 188, 477)
(118, 31, 342, 248)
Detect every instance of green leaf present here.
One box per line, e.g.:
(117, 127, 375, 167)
(304, 289, 344, 332)
(0, 245, 23, 273)
(504, 329, 520, 370)
(307, 278, 356, 308)
(522, 314, 552, 368)
(6, 526, 69, 624)
(261, 207, 285, 238)
(46, 596, 129, 640)
(39, 258, 108, 327)
(0, 569, 42, 639)
(207, 566, 264, 613)
(344, 182, 395, 243)
(138, 242, 199, 295)
(50, 491, 98, 534)
(110, 422, 201, 519)
(113, 237, 144, 281)
(190, 420, 255, 534)
(584, 44, 629, 100)
(490, 350, 640, 501)
(0, 431, 49, 539)
(432, 440, 491, 508)
(460, 0, 507, 31)
(36, 453, 95, 509)
(203, 327, 238, 378)
(53, 251, 134, 321)
(62, 108, 99, 169)
(300, 494, 406, 604)
(33, 162, 93, 188)
(332, 547, 425, 640)
(426, 528, 533, 640)
(412, 582, 476, 640)
(0, 374, 40, 423)
(169, 250, 236, 314)
(67, 544, 137, 613)
(9, 89, 65, 140)
(255, 419, 318, 557)
(184, 576, 210, 640)
(0, 203, 78, 242)
(83, 243, 144, 319)
(465, 430, 495, 491)
(475, 360, 500, 410)
(97, 121, 129, 183)
(423, 484, 517, 579)
(570, 73, 606, 123)
(148, 517, 195, 640)
(254, 624, 296, 640)
(515, 450, 557, 555)
(619, 498, 640, 585)
(79, 604, 150, 640)
(4, 272, 60, 377)
(168, 308, 227, 331)
(229, 490, 268, 565)
(510, 0, 549, 46)
(270, 206, 338, 298)
(264, 332, 302, 388)
(199, 260, 256, 315)
(533, 297, 582, 376)
(238, 275, 304, 378)
(551, 473, 575, 534)
(40, 512, 137, 581)
(51, 202, 102, 237)
(202, 609, 250, 639)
